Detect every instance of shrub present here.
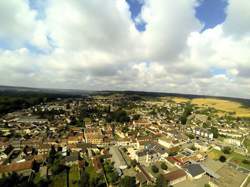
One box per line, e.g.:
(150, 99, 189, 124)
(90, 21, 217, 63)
(151, 165, 159, 173)
(219, 155, 226, 162)
(160, 163, 168, 170)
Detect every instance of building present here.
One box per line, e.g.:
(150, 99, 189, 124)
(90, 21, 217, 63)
(109, 146, 127, 170)
(164, 169, 187, 185)
(185, 163, 206, 180)
(158, 136, 174, 148)
(0, 160, 33, 178)
(84, 128, 103, 145)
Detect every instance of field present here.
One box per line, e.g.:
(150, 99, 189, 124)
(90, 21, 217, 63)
(171, 97, 250, 117)
(207, 149, 224, 160)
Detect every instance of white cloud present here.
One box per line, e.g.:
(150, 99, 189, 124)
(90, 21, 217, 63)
(0, 0, 250, 98)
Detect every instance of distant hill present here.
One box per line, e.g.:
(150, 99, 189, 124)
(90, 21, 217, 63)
(0, 85, 250, 107)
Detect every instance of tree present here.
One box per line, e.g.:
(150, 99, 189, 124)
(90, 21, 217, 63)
(180, 103, 193, 125)
(219, 155, 226, 162)
(222, 147, 232, 154)
(204, 184, 211, 187)
(151, 165, 159, 173)
(155, 174, 168, 187)
(131, 160, 137, 168)
(160, 162, 168, 170)
(119, 176, 136, 187)
(210, 127, 219, 138)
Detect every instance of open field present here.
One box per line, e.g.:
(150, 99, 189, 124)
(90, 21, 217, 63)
(207, 149, 224, 160)
(171, 97, 250, 117)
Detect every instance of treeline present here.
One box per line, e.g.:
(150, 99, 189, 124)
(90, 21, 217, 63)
(0, 91, 82, 116)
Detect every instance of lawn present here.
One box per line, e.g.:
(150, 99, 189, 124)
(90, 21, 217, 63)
(230, 152, 250, 170)
(49, 173, 67, 187)
(207, 149, 225, 160)
(69, 165, 80, 187)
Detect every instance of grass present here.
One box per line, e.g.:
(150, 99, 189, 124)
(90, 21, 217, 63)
(69, 165, 80, 187)
(230, 152, 250, 170)
(207, 149, 224, 160)
(49, 173, 66, 187)
(172, 97, 250, 117)
(207, 149, 250, 169)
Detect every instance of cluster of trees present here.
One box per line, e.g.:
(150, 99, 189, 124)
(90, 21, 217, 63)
(119, 176, 136, 187)
(209, 127, 219, 138)
(106, 110, 130, 123)
(180, 102, 193, 125)
(222, 147, 232, 154)
(103, 161, 119, 184)
(0, 96, 44, 116)
(33, 108, 65, 121)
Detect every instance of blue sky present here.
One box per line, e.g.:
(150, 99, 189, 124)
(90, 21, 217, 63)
(126, 0, 228, 32)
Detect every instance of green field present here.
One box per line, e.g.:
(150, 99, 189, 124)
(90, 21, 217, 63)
(230, 152, 250, 170)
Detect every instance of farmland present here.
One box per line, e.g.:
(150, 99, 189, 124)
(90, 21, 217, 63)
(171, 97, 250, 117)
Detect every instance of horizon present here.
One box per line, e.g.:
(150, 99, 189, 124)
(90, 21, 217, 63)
(1, 84, 250, 100)
(0, 0, 250, 98)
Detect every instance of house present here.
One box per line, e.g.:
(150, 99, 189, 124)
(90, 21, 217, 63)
(164, 169, 187, 185)
(92, 156, 102, 173)
(192, 128, 213, 140)
(224, 138, 241, 146)
(158, 136, 174, 148)
(84, 128, 103, 145)
(64, 152, 79, 166)
(67, 136, 80, 144)
(0, 160, 33, 178)
(184, 163, 206, 180)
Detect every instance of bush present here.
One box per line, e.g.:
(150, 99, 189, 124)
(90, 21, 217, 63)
(151, 165, 159, 173)
(219, 155, 226, 162)
(222, 147, 232, 154)
(242, 159, 250, 164)
(160, 163, 168, 170)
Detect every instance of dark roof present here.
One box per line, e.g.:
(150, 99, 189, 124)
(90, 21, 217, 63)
(164, 169, 186, 181)
(185, 164, 205, 177)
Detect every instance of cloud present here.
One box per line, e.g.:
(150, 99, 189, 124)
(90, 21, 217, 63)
(0, 0, 250, 98)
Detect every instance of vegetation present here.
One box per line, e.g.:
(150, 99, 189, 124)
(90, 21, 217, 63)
(119, 176, 136, 187)
(160, 162, 168, 170)
(222, 146, 232, 154)
(103, 160, 119, 184)
(151, 165, 159, 173)
(155, 174, 169, 187)
(180, 102, 193, 125)
(210, 127, 219, 138)
(219, 155, 227, 162)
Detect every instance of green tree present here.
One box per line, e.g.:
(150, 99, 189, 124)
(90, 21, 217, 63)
(219, 155, 226, 162)
(160, 162, 168, 170)
(155, 174, 168, 187)
(222, 146, 232, 154)
(151, 165, 159, 173)
(119, 176, 136, 187)
(210, 127, 219, 138)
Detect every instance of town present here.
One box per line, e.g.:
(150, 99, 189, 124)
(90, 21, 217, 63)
(0, 93, 249, 187)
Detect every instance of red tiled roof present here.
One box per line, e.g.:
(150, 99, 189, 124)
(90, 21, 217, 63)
(164, 169, 186, 181)
(0, 161, 33, 173)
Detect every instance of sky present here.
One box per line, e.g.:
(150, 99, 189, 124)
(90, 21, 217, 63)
(0, 0, 250, 98)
